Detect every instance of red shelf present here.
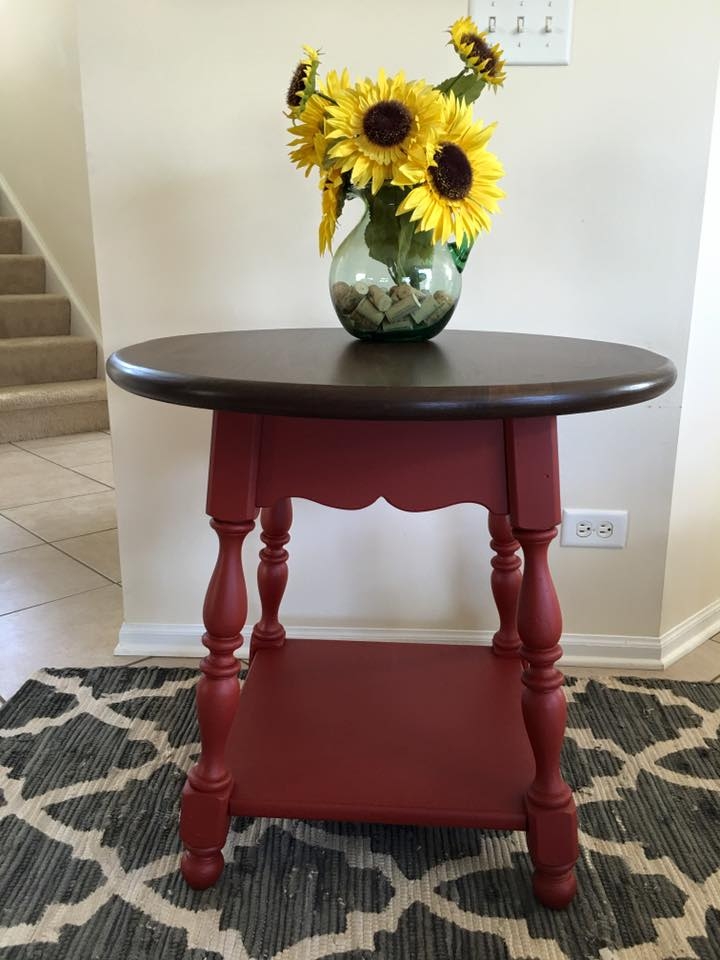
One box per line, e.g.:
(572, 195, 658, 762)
(227, 639, 533, 830)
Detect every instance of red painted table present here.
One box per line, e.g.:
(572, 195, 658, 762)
(107, 329, 676, 909)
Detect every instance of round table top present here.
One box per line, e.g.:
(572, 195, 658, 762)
(106, 329, 676, 420)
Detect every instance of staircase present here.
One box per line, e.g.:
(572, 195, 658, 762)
(0, 216, 109, 442)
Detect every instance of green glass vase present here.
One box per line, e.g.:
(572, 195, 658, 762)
(329, 187, 464, 343)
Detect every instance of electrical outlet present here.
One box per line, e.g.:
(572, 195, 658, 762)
(560, 509, 628, 549)
(469, 0, 574, 66)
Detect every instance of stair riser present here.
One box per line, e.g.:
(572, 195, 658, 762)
(0, 401, 109, 443)
(0, 257, 45, 294)
(0, 220, 22, 254)
(0, 340, 97, 387)
(0, 298, 70, 338)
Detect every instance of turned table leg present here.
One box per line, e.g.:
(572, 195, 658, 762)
(250, 498, 292, 660)
(488, 512, 522, 658)
(514, 525, 578, 908)
(180, 516, 254, 888)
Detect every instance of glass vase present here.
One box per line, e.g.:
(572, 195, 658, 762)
(329, 187, 463, 343)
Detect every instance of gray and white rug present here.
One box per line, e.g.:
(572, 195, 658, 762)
(0, 665, 719, 959)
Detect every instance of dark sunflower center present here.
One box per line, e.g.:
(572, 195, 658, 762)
(462, 31, 496, 73)
(362, 100, 413, 147)
(430, 143, 473, 200)
(287, 62, 308, 108)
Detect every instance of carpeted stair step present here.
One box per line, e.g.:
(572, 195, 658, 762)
(0, 378, 109, 442)
(0, 295, 71, 338)
(0, 335, 97, 387)
(0, 218, 22, 254)
(0, 254, 45, 294)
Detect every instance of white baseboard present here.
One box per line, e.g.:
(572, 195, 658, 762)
(660, 596, 720, 667)
(116, 618, 714, 671)
(0, 174, 102, 372)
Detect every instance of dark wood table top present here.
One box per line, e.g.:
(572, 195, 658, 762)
(106, 329, 676, 420)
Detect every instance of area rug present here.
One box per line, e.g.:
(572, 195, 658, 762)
(0, 666, 719, 960)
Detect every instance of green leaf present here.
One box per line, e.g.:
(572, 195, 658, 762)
(363, 185, 435, 285)
(435, 71, 466, 94)
(396, 214, 434, 283)
(451, 73, 487, 104)
(364, 185, 404, 278)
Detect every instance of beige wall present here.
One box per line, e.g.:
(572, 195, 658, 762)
(662, 70, 720, 633)
(0, 0, 100, 329)
(77, 0, 719, 644)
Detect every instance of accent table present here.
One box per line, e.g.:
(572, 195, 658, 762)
(107, 328, 676, 910)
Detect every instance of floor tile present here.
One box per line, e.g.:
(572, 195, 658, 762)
(2, 490, 116, 542)
(71, 461, 115, 486)
(0, 584, 132, 699)
(0, 516, 43, 553)
(13, 431, 109, 450)
(15, 436, 112, 468)
(0, 544, 108, 615)
(55, 529, 121, 582)
(0, 448, 108, 510)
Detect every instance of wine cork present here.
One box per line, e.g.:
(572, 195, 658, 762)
(353, 281, 369, 297)
(411, 295, 438, 326)
(350, 297, 384, 330)
(430, 299, 454, 323)
(331, 281, 350, 305)
(382, 317, 414, 332)
(395, 283, 415, 300)
(368, 285, 392, 312)
(385, 296, 417, 322)
(339, 287, 363, 314)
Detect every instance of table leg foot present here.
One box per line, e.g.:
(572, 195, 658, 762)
(532, 863, 578, 910)
(527, 796, 579, 908)
(181, 848, 225, 890)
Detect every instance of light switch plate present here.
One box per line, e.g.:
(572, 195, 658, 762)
(468, 0, 574, 65)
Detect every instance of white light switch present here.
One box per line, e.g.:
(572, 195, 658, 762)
(468, 0, 574, 65)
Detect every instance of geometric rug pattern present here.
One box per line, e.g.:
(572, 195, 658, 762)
(0, 665, 719, 959)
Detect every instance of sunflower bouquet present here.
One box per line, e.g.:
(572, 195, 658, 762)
(286, 16, 506, 341)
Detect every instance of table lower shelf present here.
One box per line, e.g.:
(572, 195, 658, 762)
(227, 639, 535, 830)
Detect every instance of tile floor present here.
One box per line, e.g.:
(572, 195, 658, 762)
(1, 431, 719, 702)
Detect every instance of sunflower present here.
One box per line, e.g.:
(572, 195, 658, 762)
(449, 16, 506, 87)
(326, 69, 444, 195)
(287, 69, 352, 177)
(319, 169, 345, 254)
(288, 94, 328, 176)
(394, 93, 504, 246)
(286, 45, 321, 118)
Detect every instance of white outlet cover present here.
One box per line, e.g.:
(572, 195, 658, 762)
(468, 0, 574, 66)
(560, 509, 629, 549)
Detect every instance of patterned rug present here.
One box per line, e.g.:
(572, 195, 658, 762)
(0, 666, 719, 960)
